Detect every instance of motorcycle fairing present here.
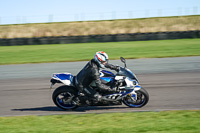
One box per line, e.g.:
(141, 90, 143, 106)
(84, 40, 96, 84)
(119, 67, 139, 82)
(134, 85, 141, 91)
(102, 93, 122, 101)
(100, 77, 114, 83)
(100, 70, 114, 77)
(102, 89, 134, 101)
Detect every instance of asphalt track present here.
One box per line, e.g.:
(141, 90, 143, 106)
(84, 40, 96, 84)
(0, 56, 200, 116)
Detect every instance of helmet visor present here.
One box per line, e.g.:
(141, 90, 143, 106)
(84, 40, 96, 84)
(101, 59, 109, 65)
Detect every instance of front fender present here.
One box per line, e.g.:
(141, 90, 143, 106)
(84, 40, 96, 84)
(134, 85, 141, 91)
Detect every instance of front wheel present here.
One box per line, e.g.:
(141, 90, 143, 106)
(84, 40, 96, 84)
(123, 88, 149, 108)
(52, 86, 78, 110)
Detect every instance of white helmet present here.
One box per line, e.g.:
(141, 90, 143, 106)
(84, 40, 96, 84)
(94, 51, 109, 68)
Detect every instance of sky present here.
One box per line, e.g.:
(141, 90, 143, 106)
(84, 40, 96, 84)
(0, 0, 199, 25)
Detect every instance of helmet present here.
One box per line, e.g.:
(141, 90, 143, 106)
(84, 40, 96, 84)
(94, 51, 109, 68)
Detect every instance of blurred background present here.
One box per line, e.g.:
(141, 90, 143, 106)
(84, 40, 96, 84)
(0, 6, 199, 25)
(0, 0, 199, 25)
(0, 0, 199, 40)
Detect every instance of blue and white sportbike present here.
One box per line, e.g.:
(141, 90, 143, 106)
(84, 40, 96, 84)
(50, 57, 149, 110)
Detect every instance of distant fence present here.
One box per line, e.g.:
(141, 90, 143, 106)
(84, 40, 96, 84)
(1, 7, 199, 25)
(0, 30, 199, 46)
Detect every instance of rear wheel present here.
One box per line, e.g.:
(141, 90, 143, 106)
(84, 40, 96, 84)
(52, 86, 78, 110)
(123, 88, 149, 108)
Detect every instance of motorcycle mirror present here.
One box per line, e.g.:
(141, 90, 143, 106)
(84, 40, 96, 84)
(120, 57, 127, 68)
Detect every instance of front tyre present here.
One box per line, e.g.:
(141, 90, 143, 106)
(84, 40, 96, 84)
(52, 86, 78, 110)
(123, 88, 149, 108)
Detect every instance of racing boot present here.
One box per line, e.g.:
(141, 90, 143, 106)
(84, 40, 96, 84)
(94, 92, 102, 102)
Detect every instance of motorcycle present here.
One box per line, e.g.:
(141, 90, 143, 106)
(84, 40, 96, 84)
(50, 57, 149, 110)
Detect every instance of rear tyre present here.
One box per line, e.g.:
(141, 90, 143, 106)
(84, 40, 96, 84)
(123, 88, 149, 108)
(52, 86, 78, 110)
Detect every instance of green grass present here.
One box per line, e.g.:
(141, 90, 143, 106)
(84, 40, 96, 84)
(0, 110, 199, 133)
(0, 38, 200, 65)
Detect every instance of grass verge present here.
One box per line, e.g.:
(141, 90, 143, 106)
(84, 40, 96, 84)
(0, 110, 199, 133)
(0, 38, 200, 65)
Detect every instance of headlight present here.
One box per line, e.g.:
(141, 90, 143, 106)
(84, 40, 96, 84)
(127, 77, 138, 85)
(133, 80, 139, 85)
(133, 80, 137, 85)
(126, 77, 138, 87)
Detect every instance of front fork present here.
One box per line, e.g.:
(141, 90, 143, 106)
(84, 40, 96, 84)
(127, 85, 141, 101)
(128, 92, 137, 101)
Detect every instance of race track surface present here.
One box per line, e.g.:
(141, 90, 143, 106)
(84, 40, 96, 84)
(0, 56, 200, 116)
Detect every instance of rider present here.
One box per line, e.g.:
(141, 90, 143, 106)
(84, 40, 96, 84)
(75, 51, 120, 101)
